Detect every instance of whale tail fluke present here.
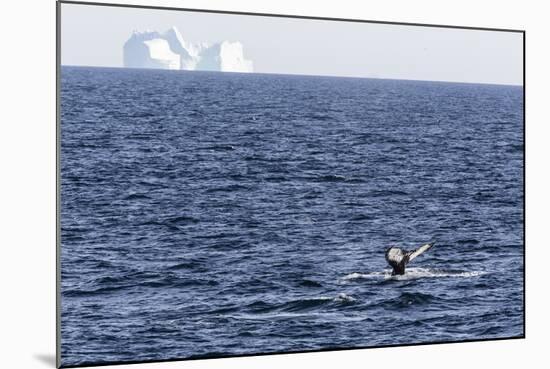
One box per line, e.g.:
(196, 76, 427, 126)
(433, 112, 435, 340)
(407, 241, 435, 262)
(385, 241, 435, 276)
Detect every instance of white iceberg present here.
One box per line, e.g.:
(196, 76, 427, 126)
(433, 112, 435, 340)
(196, 41, 254, 73)
(123, 31, 181, 70)
(123, 26, 253, 73)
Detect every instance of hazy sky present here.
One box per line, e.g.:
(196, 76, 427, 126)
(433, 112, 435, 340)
(61, 2, 523, 85)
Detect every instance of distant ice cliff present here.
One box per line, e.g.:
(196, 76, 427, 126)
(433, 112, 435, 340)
(123, 26, 253, 73)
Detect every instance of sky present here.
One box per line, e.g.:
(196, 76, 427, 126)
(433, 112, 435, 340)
(61, 2, 523, 85)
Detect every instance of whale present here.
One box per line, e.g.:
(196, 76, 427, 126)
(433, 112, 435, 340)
(385, 241, 435, 276)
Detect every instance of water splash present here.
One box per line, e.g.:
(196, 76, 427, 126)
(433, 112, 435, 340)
(342, 268, 487, 282)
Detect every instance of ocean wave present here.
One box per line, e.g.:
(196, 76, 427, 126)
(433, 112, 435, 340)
(205, 184, 249, 193)
(314, 174, 348, 182)
(126, 133, 153, 140)
(167, 215, 200, 224)
(299, 279, 323, 288)
(288, 293, 357, 307)
(333, 293, 356, 302)
(166, 261, 201, 270)
(367, 189, 409, 197)
(124, 193, 151, 200)
(349, 214, 374, 221)
(226, 311, 367, 323)
(138, 220, 180, 231)
(373, 292, 442, 309)
(278, 297, 334, 312)
(243, 293, 357, 315)
(456, 238, 480, 245)
(63, 272, 219, 297)
(200, 144, 236, 151)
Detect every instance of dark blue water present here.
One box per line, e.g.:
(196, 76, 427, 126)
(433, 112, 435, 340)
(60, 66, 524, 367)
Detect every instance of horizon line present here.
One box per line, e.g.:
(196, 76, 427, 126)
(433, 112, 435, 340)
(60, 64, 524, 88)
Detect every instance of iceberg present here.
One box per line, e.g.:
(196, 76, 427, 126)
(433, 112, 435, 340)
(196, 41, 254, 73)
(123, 31, 180, 70)
(123, 26, 253, 73)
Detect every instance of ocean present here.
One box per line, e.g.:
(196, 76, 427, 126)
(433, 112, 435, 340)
(60, 66, 524, 367)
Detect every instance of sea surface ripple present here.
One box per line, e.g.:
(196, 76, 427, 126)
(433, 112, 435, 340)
(60, 67, 524, 366)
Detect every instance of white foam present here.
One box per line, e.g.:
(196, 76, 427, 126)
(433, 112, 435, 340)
(341, 271, 387, 281)
(388, 267, 487, 280)
(228, 311, 364, 322)
(314, 293, 356, 302)
(334, 293, 356, 302)
(341, 268, 487, 282)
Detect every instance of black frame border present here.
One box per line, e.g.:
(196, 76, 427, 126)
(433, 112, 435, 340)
(56, 1, 526, 368)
